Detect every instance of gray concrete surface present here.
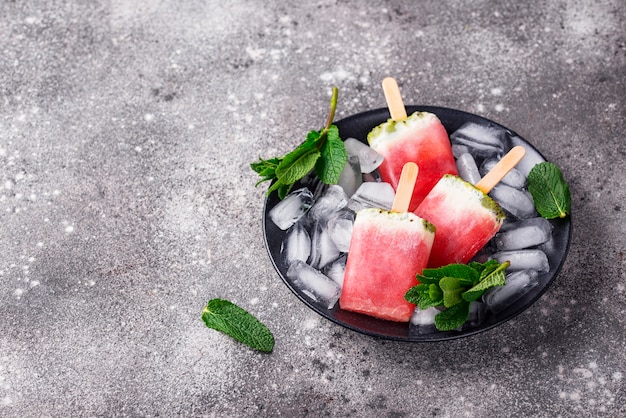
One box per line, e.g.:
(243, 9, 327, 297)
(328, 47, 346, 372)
(1, 1, 625, 416)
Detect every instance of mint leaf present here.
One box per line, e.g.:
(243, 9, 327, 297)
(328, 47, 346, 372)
(462, 261, 509, 302)
(405, 283, 441, 309)
(251, 157, 281, 186)
(439, 277, 466, 307)
(428, 283, 443, 303)
(419, 264, 480, 285)
(406, 259, 510, 331)
(201, 298, 274, 353)
(315, 125, 347, 184)
(527, 162, 571, 219)
(251, 87, 345, 199)
(434, 301, 471, 331)
(275, 145, 320, 185)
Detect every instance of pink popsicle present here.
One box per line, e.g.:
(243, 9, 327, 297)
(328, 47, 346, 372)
(414, 146, 526, 268)
(368, 79, 458, 211)
(340, 163, 435, 322)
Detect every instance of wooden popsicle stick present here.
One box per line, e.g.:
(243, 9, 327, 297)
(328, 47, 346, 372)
(391, 162, 419, 213)
(475, 146, 526, 194)
(382, 77, 408, 121)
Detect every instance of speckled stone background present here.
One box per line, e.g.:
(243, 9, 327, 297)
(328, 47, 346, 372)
(1, 1, 624, 416)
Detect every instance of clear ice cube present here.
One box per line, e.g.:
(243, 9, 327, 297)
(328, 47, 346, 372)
(490, 184, 537, 219)
(491, 249, 550, 272)
(347, 181, 395, 212)
(286, 260, 341, 309)
(456, 153, 481, 185)
(481, 159, 527, 189)
(343, 137, 384, 174)
(308, 221, 341, 270)
(495, 217, 553, 250)
(452, 143, 471, 159)
(326, 209, 355, 252)
(508, 135, 546, 176)
(307, 185, 348, 222)
(450, 122, 505, 158)
(269, 187, 314, 230)
(281, 222, 311, 266)
(410, 306, 439, 326)
(324, 254, 347, 287)
(482, 269, 539, 313)
(465, 301, 486, 327)
(337, 155, 362, 198)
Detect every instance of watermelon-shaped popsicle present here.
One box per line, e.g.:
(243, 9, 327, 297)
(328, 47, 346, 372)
(339, 208, 435, 322)
(414, 174, 505, 268)
(368, 112, 458, 211)
(340, 163, 436, 322)
(414, 146, 526, 268)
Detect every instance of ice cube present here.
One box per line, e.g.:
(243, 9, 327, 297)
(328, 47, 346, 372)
(482, 269, 539, 313)
(452, 143, 471, 159)
(343, 137, 384, 173)
(324, 254, 346, 287)
(508, 135, 546, 176)
(489, 184, 537, 219)
(307, 185, 348, 222)
(450, 122, 505, 158)
(281, 222, 311, 265)
(308, 221, 341, 269)
(480, 159, 527, 189)
(456, 153, 481, 185)
(326, 209, 355, 252)
(362, 171, 380, 183)
(490, 249, 550, 272)
(286, 260, 341, 309)
(337, 155, 362, 198)
(465, 301, 486, 327)
(410, 306, 439, 326)
(347, 182, 395, 212)
(494, 217, 553, 250)
(269, 187, 314, 230)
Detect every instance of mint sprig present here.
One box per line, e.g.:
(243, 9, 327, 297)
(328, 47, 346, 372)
(405, 260, 510, 331)
(527, 162, 571, 219)
(201, 298, 274, 353)
(251, 87, 347, 199)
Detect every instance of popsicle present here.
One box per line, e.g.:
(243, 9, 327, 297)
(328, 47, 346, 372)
(367, 77, 458, 211)
(414, 146, 526, 268)
(339, 163, 436, 322)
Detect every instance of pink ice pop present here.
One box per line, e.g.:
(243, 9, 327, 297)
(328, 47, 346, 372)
(340, 163, 435, 322)
(414, 146, 526, 268)
(367, 78, 458, 211)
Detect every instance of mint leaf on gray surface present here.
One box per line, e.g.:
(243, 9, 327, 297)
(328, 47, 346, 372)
(527, 162, 571, 219)
(201, 298, 274, 353)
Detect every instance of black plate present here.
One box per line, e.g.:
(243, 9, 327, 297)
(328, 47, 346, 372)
(262, 106, 572, 342)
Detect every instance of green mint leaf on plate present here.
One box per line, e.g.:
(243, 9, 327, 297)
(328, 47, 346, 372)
(250, 87, 346, 199)
(439, 277, 466, 308)
(275, 144, 320, 185)
(462, 261, 509, 302)
(404, 283, 442, 309)
(527, 162, 571, 219)
(201, 298, 274, 353)
(434, 300, 471, 331)
(418, 264, 480, 285)
(406, 260, 509, 331)
(315, 125, 347, 184)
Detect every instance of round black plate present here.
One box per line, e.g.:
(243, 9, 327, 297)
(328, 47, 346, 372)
(263, 106, 572, 342)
